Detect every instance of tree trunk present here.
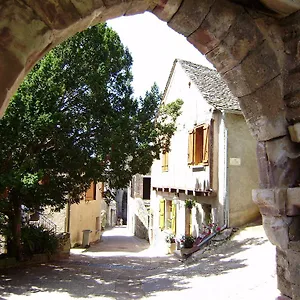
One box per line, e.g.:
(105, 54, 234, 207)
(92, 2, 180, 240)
(9, 194, 22, 260)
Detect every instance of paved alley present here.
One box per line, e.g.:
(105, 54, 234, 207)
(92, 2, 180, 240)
(1, 225, 279, 299)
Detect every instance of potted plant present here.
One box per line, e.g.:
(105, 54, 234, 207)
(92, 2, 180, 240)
(185, 198, 196, 209)
(180, 235, 195, 248)
(165, 233, 176, 254)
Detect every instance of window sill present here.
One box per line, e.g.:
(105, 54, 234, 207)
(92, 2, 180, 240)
(190, 164, 208, 172)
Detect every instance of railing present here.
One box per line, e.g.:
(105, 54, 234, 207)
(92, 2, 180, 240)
(29, 214, 57, 233)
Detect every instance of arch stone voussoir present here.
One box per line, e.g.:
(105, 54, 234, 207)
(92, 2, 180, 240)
(239, 76, 287, 141)
(206, 13, 265, 74)
(186, 0, 244, 55)
(22, 0, 82, 30)
(152, 0, 182, 22)
(3, 1, 300, 298)
(167, 0, 215, 37)
(223, 40, 281, 98)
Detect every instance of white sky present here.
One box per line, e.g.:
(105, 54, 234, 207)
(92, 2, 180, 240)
(107, 12, 213, 98)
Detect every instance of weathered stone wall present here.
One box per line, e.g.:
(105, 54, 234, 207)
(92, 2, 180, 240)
(2, 0, 300, 298)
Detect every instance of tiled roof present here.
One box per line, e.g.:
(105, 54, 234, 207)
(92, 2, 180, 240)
(177, 59, 240, 112)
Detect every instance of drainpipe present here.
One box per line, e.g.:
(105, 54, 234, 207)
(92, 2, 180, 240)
(66, 199, 71, 233)
(222, 112, 229, 227)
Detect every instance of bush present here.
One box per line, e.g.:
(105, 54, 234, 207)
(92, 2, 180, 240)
(21, 225, 58, 257)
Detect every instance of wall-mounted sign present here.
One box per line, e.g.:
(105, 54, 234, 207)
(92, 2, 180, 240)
(230, 158, 241, 166)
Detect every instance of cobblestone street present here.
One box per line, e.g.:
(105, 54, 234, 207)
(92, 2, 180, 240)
(1, 225, 279, 299)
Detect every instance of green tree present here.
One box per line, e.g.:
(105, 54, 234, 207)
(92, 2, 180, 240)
(0, 24, 182, 260)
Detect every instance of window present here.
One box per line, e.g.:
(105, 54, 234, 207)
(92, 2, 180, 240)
(188, 124, 209, 166)
(161, 151, 169, 172)
(85, 182, 96, 200)
(95, 217, 100, 231)
(143, 177, 151, 200)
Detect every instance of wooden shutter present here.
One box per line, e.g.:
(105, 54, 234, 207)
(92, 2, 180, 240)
(171, 203, 176, 234)
(188, 130, 194, 165)
(202, 125, 209, 164)
(86, 182, 96, 200)
(159, 199, 165, 229)
(162, 151, 169, 172)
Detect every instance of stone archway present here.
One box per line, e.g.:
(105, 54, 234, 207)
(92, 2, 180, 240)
(1, 0, 300, 298)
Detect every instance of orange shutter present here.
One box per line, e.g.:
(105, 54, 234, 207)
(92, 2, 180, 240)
(85, 182, 95, 200)
(188, 130, 194, 165)
(202, 125, 209, 164)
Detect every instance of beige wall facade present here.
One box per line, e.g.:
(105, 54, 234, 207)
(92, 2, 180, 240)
(225, 114, 260, 227)
(45, 182, 104, 247)
(69, 182, 103, 246)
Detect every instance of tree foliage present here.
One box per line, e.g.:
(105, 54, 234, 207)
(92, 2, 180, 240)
(0, 24, 182, 258)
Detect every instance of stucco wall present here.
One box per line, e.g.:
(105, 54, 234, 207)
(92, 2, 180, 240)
(225, 113, 260, 227)
(151, 62, 214, 192)
(69, 198, 101, 246)
(68, 183, 103, 246)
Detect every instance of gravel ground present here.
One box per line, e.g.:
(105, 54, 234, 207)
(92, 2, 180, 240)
(0, 224, 279, 299)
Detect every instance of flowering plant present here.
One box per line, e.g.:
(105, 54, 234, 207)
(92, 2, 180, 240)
(180, 235, 195, 248)
(165, 233, 176, 243)
(202, 223, 221, 234)
(185, 198, 196, 209)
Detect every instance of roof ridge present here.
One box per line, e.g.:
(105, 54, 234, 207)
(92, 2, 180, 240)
(176, 59, 241, 112)
(177, 59, 214, 72)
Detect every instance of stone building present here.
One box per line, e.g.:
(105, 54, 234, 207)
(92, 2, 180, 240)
(44, 182, 105, 247)
(127, 174, 151, 240)
(150, 59, 260, 247)
(3, 1, 300, 298)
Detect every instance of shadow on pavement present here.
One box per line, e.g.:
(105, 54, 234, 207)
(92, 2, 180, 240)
(0, 234, 267, 299)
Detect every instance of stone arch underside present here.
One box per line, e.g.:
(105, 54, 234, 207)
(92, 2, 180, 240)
(2, 0, 300, 298)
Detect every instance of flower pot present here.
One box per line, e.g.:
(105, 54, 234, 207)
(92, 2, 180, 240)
(168, 243, 176, 254)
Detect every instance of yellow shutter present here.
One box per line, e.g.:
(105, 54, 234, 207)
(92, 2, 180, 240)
(202, 125, 209, 164)
(171, 203, 176, 234)
(162, 151, 169, 172)
(188, 130, 194, 165)
(159, 199, 165, 229)
(85, 182, 95, 200)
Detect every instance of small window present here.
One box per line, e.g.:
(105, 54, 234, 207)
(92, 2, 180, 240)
(96, 217, 100, 231)
(143, 177, 151, 200)
(188, 124, 209, 166)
